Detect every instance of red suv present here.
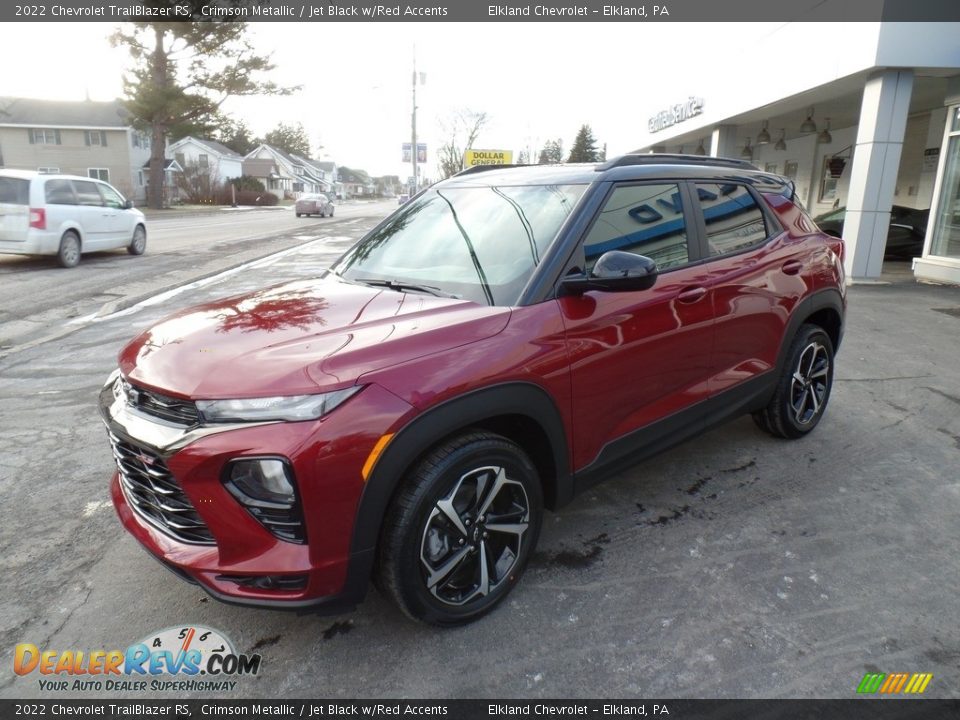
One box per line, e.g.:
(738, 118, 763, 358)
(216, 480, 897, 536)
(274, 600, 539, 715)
(100, 155, 845, 625)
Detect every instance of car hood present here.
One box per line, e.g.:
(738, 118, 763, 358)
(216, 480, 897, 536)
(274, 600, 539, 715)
(119, 276, 511, 398)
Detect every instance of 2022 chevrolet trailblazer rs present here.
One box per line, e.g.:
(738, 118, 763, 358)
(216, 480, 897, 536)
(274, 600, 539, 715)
(100, 155, 846, 625)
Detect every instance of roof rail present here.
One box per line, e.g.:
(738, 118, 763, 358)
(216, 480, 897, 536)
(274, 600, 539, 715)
(599, 154, 759, 171)
(453, 163, 527, 177)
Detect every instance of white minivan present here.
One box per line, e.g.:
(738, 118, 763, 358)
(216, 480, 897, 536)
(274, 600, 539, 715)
(0, 170, 147, 268)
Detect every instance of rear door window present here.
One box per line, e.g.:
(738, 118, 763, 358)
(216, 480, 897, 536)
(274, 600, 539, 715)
(695, 183, 771, 256)
(0, 177, 30, 205)
(45, 179, 77, 205)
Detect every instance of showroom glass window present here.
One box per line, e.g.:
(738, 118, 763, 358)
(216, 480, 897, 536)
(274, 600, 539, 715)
(930, 106, 960, 259)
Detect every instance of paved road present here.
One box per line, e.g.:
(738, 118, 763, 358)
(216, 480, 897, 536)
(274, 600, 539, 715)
(1, 218, 959, 700)
(0, 201, 395, 353)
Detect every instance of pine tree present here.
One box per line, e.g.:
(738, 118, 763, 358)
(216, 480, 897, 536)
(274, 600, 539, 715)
(264, 122, 312, 157)
(567, 125, 600, 163)
(537, 139, 564, 164)
(112, 19, 295, 208)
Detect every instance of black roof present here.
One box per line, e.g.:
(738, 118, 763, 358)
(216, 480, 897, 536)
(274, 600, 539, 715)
(441, 154, 789, 191)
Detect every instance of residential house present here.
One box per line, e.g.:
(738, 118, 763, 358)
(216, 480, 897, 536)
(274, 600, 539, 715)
(338, 167, 375, 198)
(0, 96, 151, 202)
(374, 175, 402, 197)
(243, 144, 332, 200)
(167, 136, 243, 182)
(165, 136, 243, 203)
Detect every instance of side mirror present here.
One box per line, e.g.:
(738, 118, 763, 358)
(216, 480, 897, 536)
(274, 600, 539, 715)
(123, 199, 135, 210)
(560, 251, 659, 295)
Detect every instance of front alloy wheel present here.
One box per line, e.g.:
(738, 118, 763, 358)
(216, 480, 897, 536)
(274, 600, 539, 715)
(378, 431, 543, 625)
(420, 465, 531, 606)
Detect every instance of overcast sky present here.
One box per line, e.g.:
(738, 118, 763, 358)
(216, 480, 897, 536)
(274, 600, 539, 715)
(0, 22, 786, 179)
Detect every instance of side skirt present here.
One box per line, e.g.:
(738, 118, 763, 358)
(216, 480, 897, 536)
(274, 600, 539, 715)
(571, 371, 776, 497)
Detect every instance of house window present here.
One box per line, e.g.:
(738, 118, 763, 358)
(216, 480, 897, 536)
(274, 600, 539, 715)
(137, 170, 145, 186)
(293, 182, 304, 192)
(88, 168, 110, 182)
(84, 131, 108, 147)
(37, 167, 60, 174)
(31, 129, 61, 145)
(199, 154, 209, 168)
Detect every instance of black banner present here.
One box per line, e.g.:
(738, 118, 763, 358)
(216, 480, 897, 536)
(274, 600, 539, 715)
(3, 0, 960, 23)
(2, 700, 960, 719)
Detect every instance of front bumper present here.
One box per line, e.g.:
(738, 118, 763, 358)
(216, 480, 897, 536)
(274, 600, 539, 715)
(99, 374, 414, 610)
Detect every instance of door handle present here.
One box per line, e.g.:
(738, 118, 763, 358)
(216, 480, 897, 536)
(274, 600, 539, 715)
(677, 286, 708, 304)
(782, 260, 803, 275)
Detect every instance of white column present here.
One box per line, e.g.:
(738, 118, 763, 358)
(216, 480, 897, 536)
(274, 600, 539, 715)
(843, 70, 914, 281)
(710, 126, 739, 159)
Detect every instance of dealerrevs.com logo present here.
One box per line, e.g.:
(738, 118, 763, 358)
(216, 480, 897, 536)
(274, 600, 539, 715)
(14, 626, 261, 693)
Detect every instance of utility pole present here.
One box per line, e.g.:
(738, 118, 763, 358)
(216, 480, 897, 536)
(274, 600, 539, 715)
(411, 46, 418, 196)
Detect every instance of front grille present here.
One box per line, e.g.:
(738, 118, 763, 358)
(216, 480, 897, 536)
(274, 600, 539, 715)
(109, 432, 214, 545)
(122, 378, 200, 426)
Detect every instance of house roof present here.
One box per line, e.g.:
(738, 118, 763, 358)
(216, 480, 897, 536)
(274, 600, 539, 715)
(242, 158, 279, 177)
(314, 161, 336, 173)
(0, 97, 130, 127)
(143, 158, 182, 171)
(172, 136, 243, 159)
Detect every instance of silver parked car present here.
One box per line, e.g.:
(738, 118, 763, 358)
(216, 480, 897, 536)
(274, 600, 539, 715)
(295, 193, 335, 218)
(0, 170, 146, 268)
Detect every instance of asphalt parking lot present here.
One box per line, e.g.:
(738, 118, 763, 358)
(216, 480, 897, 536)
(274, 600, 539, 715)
(1, 236, 959, 699)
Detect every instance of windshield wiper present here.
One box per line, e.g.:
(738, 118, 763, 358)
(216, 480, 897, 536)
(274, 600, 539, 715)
(353, 278, 460, 298)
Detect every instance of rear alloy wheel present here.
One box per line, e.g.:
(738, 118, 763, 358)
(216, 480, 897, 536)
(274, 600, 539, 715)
(377, 431, 543, 625)
(128, 225, 146, 256)
(57, 231, 81, 268)
(754, 324, 834, 439)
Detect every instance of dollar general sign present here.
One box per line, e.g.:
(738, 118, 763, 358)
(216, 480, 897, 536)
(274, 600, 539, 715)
(464, 149, 513, 166)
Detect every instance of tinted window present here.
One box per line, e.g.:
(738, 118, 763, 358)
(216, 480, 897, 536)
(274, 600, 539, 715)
(73, 180, 104, 207)
(583, 183, 689, 270)
(0, 177, 29, 205)
(334, 184, 586, 306)
(98, 183, 125, 209)
(45, 179, 76, 205)
(696, 183, 769, 256)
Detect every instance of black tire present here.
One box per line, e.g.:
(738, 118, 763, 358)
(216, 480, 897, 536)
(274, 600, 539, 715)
(296, 212, 302, 218)
(329, 207, 334, 217)
(377, 431, 543, 626)
(753, 324, 835, 439)
(128, 225, 146, 256)
(57, 231, 81, 268)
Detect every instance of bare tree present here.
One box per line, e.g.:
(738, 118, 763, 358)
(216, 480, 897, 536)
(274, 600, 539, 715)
(437, 109, 489, 179)
(177, 158, 223, 204)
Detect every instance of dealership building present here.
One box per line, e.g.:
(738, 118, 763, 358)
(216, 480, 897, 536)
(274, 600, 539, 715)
(633, 22, 960, 285)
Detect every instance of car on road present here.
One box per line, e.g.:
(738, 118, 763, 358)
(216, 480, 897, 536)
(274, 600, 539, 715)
(0, 169, 146, 268)
(814, 204, 929, 259)
(100, 155, 845, 625)
(397, 193, 409, 205)
(295, 193, 335, 218)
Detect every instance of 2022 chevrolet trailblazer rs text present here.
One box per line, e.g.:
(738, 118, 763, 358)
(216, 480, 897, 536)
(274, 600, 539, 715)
(100, 155, 846, 625)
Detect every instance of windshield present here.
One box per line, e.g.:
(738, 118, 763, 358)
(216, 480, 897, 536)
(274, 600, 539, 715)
(332, 183, 586, 306)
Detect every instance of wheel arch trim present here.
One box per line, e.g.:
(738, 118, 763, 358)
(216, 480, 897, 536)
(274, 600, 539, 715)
(350, 381, 571, 558)
(775, 288, 845, 376)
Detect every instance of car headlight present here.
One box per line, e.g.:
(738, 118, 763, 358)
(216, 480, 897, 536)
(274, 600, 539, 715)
(196, 387, 361, 423)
